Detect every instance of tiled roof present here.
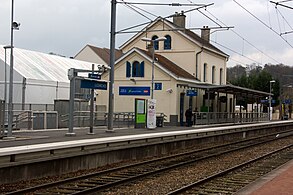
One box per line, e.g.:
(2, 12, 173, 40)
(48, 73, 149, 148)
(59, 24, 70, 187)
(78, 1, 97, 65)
(183, 29, 227, 56)
(137, 48, 197, 80)
(88, 45, 123, 65)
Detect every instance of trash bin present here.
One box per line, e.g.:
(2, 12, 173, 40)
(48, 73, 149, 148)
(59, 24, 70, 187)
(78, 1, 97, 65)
(282, 115, 289, 120)
(156, 116, 164, 127)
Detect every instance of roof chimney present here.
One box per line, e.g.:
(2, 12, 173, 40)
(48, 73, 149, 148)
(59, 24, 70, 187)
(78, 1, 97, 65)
(173, 11, 186, 29)
(201, 26, 210, 42)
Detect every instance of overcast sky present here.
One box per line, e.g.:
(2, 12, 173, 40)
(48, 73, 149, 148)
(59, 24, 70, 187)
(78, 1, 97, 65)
(0, 0, 293, 67)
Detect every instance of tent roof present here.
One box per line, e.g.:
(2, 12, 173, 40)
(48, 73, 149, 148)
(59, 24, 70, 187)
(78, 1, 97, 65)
(0, 46, 106, 83)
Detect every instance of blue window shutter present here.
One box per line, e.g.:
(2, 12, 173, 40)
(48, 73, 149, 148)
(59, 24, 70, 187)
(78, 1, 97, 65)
(140, 61, 144, 77)
(126, 61, 131, 77)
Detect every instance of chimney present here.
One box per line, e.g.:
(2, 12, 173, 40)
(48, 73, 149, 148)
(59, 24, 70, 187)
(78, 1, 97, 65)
(201, 26, 210, 42)
(173, 11, 186, 29)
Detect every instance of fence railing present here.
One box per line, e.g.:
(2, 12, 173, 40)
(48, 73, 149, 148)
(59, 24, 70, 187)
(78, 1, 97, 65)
(193, 112, 269, 125)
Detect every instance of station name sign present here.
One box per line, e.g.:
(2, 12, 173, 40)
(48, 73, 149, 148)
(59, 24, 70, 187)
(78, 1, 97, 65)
(119, 86, 150, 96)
(80, 80, 107, 90)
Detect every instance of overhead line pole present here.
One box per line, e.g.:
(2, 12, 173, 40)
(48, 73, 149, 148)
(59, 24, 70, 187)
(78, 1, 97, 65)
(7, 0, 15, 138)
(107, 0, 117, 132)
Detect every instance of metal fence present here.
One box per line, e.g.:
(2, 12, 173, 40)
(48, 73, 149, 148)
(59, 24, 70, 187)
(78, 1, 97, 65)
(0, 100, 4, 137)
(193, 112, 269, 125)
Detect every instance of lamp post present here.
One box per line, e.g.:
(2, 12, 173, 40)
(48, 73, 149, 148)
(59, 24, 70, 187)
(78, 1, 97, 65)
(3, 46, 12, 128)
(3, 46, 12, 108)
(7, 0, 20, 138)
(269, 80, 275, 121)
(141, 37, 166, 99)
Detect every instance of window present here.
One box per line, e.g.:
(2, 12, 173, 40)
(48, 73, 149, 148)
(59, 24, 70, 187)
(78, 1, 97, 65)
(212, 66, 216, 84)
(203, 63, 207, 82)
(126, 61, 145, 77)
(220, 68, 223, 85)
(164, 35, 171, 50)
(152, 35, 159, 50)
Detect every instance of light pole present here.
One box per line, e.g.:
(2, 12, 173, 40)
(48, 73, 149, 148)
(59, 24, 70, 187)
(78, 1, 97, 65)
(141, 37, 166, 99)
(269, 80, 275, 121)
(7, 0, 20, 138)
(3, 46, 12, 108)
(3, 46, 12, 128)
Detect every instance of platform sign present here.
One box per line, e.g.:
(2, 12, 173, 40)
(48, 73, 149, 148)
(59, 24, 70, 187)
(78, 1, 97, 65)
(154, 83, 162, 90)
(147, 99, 156, 129)
(88, 73, 101, 80)
(119, 86, 150, 96)
(283, 99, 291, 104)
(186, 90, 197, 96)
(80, 80, 107, 90)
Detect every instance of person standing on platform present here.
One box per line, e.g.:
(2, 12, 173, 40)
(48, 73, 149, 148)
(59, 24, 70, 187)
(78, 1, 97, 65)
(185, 107, 193, 127)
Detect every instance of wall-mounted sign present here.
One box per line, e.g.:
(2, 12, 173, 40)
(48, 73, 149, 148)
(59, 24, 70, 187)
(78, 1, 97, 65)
(119, 86, 150, 96)
(186, 90, 197, 96)
(155, 83, 162, 90)
(88, 73, 101, 80)
(80, 80, 107, 90)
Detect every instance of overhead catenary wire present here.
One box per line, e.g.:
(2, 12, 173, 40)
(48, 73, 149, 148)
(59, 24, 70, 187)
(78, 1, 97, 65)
(121, 0, 158, 20)
(204, 9, 280, 64)
(185, 0, 281, 65)
(211, 40, 263, 65)
(233, 0, 293, 48)
(274, 6, 293, 35)
(270, 1, 293, 10)
(116, 1, 207, 7)
(116, 3, 214, 34)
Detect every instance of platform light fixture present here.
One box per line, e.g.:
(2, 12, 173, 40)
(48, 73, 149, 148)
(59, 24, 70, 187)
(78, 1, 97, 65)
(7, 0, 20, 138)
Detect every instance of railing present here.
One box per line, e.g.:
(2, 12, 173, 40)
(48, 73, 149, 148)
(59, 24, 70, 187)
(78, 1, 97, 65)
(193, 112, 269, 125)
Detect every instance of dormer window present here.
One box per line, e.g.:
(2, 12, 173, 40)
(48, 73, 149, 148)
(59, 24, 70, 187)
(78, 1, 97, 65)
(152, 35, 159, 50)
(164, 35, 172, 50)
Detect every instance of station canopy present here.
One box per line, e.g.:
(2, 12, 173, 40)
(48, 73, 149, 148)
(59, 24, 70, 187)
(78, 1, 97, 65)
(0, 46, 108, 83)
(177, 83, 271, 99)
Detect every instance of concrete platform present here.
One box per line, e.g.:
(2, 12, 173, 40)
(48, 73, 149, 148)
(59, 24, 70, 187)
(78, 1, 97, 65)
(0, 125, 198, 148)
(237, 159, 293, 195)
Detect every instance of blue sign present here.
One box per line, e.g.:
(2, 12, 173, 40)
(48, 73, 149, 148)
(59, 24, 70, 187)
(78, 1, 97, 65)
(88, 73, 101, 80)
(155, 83, 162, 90)
(186, 90, 197, 96)
(80, 80, 107, 90)
(119, 86, 150, 96)
(283, 99, 292, 104)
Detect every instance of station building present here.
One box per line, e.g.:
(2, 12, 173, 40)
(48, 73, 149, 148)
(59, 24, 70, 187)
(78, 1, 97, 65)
(76, 13, 270, 125)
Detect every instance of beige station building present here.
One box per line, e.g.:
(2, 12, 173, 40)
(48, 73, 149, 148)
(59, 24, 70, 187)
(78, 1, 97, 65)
(75, 13, 270, 126)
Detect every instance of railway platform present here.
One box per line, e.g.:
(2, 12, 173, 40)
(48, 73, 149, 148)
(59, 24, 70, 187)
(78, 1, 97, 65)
(0, 121, 292, 194)
(238, 159, 293, 195)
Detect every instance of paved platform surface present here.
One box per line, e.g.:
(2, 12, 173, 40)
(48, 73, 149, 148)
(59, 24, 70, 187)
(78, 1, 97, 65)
(0, 125, 199, 148)
(238, 159, 293, 195)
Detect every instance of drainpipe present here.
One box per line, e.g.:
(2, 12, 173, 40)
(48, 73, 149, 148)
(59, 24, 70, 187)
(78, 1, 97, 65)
(196, 47, 203, 79)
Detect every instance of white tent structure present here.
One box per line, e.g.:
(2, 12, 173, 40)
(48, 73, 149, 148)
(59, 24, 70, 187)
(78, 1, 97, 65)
(0, 46, 103, 105)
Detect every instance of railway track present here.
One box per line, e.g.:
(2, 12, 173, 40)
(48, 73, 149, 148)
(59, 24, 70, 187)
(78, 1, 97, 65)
(4, 131, 293, 195)
(167, 145, 293, 195)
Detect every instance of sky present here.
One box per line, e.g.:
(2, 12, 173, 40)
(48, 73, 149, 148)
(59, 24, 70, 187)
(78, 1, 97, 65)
(0, 0, 293, 67)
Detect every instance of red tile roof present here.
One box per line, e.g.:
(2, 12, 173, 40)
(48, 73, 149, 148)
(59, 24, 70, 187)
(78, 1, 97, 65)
(137, 48, 197, 80)
(88, 45, 123, 65)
